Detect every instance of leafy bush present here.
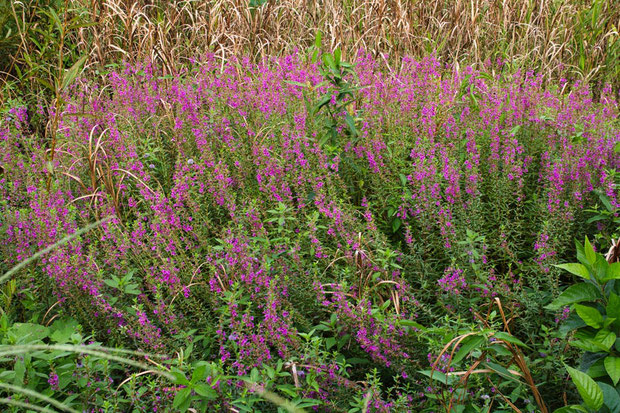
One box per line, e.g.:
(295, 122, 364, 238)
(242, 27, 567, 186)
(0, 49, 618, 411)
(548, 237, 620, 413)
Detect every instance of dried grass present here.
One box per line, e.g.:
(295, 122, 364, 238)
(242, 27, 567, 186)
(69, 0, 618, 86)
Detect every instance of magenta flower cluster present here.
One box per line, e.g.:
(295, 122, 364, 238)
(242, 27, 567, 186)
(1, 50, 618, 408)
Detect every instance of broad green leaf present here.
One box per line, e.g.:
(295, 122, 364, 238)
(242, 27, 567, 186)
(605, 357, 620, 385)
(49, 318, 80, 344)
(608, 293, 620, 322)
(322, 54, 336, 71)
(103, 279, 119, 289)
(604, 263, 620, 282)
(593, 329, 616, 351)
(572, 339, 605, 353)
(575, 304, 603, 328)
(546, 283, 602, 310)
(553, 263, 590, 280)
(191, 364, 207, 383)
(587, 359, 608, 379)
(325, 337, 336, 350)
(170, 369, 190, 386)
(391, 217, 402, 233)
(594, 255, 609, 283)
(598, 381, 620, 412)
(173, 387, 191, 411)
(585, 237, 596, 266)
(452, 335, 485, 364)
(194, 383, 217, 399)
(576, 239, 588, 266)
(10, 323, 49, 344)
(565, 365, 604, 410)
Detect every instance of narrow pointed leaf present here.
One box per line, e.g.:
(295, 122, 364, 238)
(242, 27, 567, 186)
(61, 55, 87, 90)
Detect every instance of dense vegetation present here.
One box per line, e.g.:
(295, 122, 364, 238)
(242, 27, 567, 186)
(0, 1, 619, 412)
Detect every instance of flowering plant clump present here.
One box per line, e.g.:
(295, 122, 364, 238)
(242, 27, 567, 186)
(0, 50, 618, 411)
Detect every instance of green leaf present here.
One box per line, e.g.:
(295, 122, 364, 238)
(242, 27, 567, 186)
(452, 335, 485, 364)
(124, 285, 141, 295)
(103, 279, 119, 289)
(322, 54, 336, 71)
(398, 319, 427, 331)
(345, 113, 357, 136)
(10, 323, 49, 344)
(576, 239, 588, 266)
(597, 193, 614, 212)
(588, 359, 608, 379)
(572, 339, 605, 353)
(314, 30, 322, 49)
(49, 318, 80, 344)
(598, 381, 620, 412)
(194, 383, 217, 399)
(604, 263, 620, 282)
(170, 369, 190, 386)
(488, 344, 513, 357)
(325, 337, 336, 350)
(585, 237, 597, 266)
(594, 255, 609, 283)
(593, 329, 616, 351)
(419, 370, 456, 385)
(605, 357, 620, 385)
(61, 55, 87, 90)
(333, 47, 341, 67)
(173, 387, 192, 411)
(546, 283, 602, 310)
(483, 361, 523, 384)
(191, 364, 208, 383)
(608, 293, 620, 322)
(46, 8, 63, 32)
(553, 263, 590, 280)
(565, 365, 604, 410)
(574, 304, 603, 328)
(493, 331, 529, 348)
(391, 217, 402, 233)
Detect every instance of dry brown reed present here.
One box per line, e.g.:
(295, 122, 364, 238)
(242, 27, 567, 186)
(73, 0, 619, 85)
